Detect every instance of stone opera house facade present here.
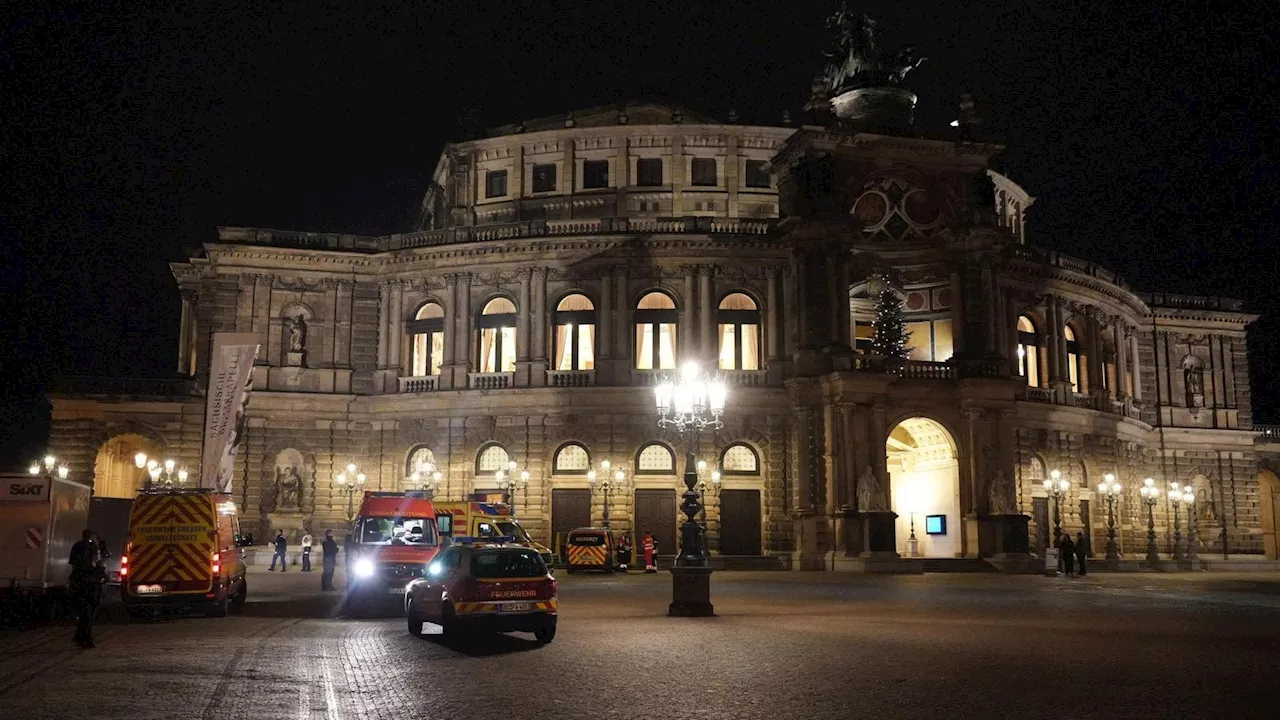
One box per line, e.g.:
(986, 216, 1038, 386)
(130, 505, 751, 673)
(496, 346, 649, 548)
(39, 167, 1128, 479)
(48, 90, 1279, 568)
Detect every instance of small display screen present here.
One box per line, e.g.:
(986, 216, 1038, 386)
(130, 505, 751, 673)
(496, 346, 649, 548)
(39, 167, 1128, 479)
(925, 515, 947, 535)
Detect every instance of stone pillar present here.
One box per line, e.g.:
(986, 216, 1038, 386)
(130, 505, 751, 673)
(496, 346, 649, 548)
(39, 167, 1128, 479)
(518, 270, 532, 362)
(871, 404, 889, 501)
(599, 271, 612, 361)
(698, 266, 713, 362)
(1045, 299, 1061, 382)
(838, 404, 856, 509)
(1129, 329, 1142, 401)
(682, 269, 696, 361)
(782, 269, 796, 360)
(442, 275, 457, 388)
(794, 409, 814, 511)
(177, 293, 194, 374)
(766, 267, 781, 360)
(948, 271, 965, 359)
(388, 282, 404, 371)
(1113, 319, 1129, 398)
(456, 274, 472, 378)
(1087, 310, 1104, 393)
(615, 267, 629, 367)
(1006, 294, 1021, 372)
(376, 282, 390, 370)
(982, 266, 998, 355)
(531, 268, 548, 385)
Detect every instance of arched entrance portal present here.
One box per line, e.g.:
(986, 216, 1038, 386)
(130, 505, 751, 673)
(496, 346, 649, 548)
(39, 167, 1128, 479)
(887, 417, 961, 558)
(93, 434, 159, 498)
(1261, 469, 1280, 560)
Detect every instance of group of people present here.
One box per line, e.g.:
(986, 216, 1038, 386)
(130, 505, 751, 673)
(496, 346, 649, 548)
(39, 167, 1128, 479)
(269, 529, 340, 590)
(1055, 530, 1092, 576)
(613, 532, 660, 573)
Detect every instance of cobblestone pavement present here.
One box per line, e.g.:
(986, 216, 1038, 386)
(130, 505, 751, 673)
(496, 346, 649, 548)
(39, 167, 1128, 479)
(2, 569, 1278, 720)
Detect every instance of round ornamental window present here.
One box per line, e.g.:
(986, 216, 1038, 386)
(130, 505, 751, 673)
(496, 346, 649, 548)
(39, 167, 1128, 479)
(904, 189, 941, 226)
(905, 292, 927, 311)
(852, 191, 888, 225)
(935, 287, 953, 309)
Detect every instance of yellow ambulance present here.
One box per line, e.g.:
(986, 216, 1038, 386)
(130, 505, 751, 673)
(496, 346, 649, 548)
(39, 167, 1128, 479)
(433, 501, 554, 569)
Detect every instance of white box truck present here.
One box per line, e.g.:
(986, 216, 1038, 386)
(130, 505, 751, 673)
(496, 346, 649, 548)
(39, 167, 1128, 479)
(0, 472, 92, 613)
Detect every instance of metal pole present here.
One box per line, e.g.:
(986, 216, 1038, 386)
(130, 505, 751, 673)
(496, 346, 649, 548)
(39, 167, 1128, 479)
(1105, 496, 1119, 561)
(1171, 502, 1184, 562)
(1186, 504, 1199, 563)
(1052, 492, 1062, 539)
(1145, 502, 1159, 565)
(675, 427, 707, 568)
(602, 488, 611, 530)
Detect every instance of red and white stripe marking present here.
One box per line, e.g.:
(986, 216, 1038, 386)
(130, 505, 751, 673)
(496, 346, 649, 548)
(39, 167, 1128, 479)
(25, 527, 43, 549)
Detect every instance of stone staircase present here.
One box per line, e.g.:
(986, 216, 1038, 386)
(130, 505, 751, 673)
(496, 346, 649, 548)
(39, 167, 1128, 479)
(920, 558, 999, 573)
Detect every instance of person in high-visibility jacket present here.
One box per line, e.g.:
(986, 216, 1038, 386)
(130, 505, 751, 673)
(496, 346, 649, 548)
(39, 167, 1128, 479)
(642, 531, 657, 573)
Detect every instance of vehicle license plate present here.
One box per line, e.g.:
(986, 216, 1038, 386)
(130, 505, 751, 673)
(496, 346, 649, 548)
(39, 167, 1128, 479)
(135, 584, 163, 594)
(387, 586, 407, 595)
(500, 602, 532, 613)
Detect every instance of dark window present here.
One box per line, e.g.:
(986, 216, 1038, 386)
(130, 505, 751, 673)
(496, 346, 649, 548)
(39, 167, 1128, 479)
(470, 549, 547, 578)
(691, 157, 717, 186)
(485, 170, 508, 198)
(532, 164, 557, 193)
(583, 160, 609, 189)
(636, 158, 663, 186)
(744, 159, 770, 188)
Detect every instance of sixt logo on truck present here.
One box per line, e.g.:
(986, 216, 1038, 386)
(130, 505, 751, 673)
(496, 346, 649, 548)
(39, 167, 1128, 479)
(0, 478, 50, 502)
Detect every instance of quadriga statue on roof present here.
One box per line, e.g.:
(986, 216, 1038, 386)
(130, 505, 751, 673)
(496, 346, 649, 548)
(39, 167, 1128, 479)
(822, 4, 925, 93)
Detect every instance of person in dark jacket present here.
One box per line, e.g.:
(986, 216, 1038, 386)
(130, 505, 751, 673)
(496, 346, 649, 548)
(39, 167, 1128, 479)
(269, 530, 288, 571)
(68, 528, 106, 648)
(1060, 532, 1077, 576)
(616, 535, 632, 572)
(1075, 531, 1090, 576)
(320, 530, 339, 591)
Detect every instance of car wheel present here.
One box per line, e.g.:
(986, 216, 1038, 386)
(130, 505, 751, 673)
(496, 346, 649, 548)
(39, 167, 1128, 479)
(406, 599, 426, 636)
(534, 623, 557, 644)
(206, 595, 229, 618)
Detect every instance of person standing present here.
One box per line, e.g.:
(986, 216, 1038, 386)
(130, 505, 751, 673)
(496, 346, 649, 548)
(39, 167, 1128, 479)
(642, 531, 656, 573)
(1075, 531, 1090, 576)
(269, 530, 288, 571)
(68, 529, 105, 648)
(616, 534, 632, 572)
(300, 532, 313, 572)
(320, 530, 339, 591)
(1060, 532, 1077, 576)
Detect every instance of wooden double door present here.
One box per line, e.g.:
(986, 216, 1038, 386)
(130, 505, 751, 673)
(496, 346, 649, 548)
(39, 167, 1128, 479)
(551, 489, 591, 561)
(718, 489, 762, 555)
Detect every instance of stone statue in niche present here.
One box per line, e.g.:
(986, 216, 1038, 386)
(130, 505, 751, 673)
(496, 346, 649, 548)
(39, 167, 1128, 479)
(286, 315, 307, 352)
(276, 466, 302, 511)
(856, 466, 889, 513)
(987, 470, 1014, 515)
(1184, 364, 1205, 408)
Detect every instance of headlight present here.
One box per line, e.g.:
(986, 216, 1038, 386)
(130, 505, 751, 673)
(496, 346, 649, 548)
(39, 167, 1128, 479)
(354, 558, 376, 578)
(427, 561, 443, 577)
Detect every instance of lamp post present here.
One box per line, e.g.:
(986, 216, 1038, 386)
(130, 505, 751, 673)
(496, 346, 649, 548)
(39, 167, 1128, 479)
(1168, 482, 1185, 562)
(1043, 469, 1071, 540)
(587, 461, 628, 529)
(28, 455, 70, 481)
(497, 465, 530, 515)
(133, 453, 188, 489)
(335, 463, 367, 523)
(1098, 473, 1123, 562)
(1182, 485, 1198, 565)
(409, 468, 442, 498)
(1139, 477, 1161, 565)
(655, 360, 725, 617)
(695, 466, 722, 552)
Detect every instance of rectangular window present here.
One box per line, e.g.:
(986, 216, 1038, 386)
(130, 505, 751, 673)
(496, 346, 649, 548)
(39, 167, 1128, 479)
(719, 323, 761, 371)
(744, 159, 770, 188)
(532, 163, 556, 193)
(906, 321, 932, 361)
(636, 324, 677, 369)
(485, 170, 508, 198)
(479, 327, 517, 373)
(411, 331, 445, 376)
(636, 158, 663, 187)
(932, 319, 953, 362)
(691, 157, 717, 186)
(555, 323, 596, 371)
(582, 160, 609, 189)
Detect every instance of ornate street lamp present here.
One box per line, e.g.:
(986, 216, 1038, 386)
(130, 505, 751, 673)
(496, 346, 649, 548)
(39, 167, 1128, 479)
(409, 468, 442, 498)
(1168, 482, 1186, 562)
(335, 463, 367, 523)
(133, 453, 188, 489)
(496, 464, 530, 514)
(587, 462, 628, 529)
(28, 455, 70, 481)
(1043, 469, 1071, 540)
(695, 465, 723, 526)
(655, 360, 725, 617)
(1139, 477, 1161, 565)
(1098, 473, 1123, 562)
(1181, 485, 1198, 564)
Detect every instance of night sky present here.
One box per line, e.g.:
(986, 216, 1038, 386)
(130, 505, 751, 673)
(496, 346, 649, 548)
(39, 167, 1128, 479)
(2, 0, 1275, 468)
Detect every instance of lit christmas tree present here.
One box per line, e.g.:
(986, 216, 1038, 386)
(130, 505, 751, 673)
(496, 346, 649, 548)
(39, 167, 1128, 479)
(871, 289, 911, 360)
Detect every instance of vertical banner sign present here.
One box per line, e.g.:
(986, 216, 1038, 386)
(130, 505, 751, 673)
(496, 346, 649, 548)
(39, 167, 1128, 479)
(201, 333, 261, 493)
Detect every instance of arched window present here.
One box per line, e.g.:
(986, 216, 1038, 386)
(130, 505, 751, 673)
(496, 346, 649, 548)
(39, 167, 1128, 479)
(720, 443, 760, 474)
(475, 443, 510, 474)
(553, 442, 591, 474)
(636, 442, 675, 474)
(1025, 455, 1046, 485)
(554, 294, 596, 371)
(634, 291, 678, 370)
(1016, 315, 1040, 387)
(717, 293, 761, 371)
(408, 302, 445, 377)
(476, 297, 517, 373)
(1063, 324, 1082, 393)
(406, 446, 437, 477)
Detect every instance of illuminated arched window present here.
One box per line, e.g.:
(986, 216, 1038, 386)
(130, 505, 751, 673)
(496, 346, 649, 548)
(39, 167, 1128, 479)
(1016, 315, 1040, 387)
(406, 446, 437, 477)
(553, 442, 591, 474)
(720, 443, 760, 474)
(476, 297, 517, 373)
(635, 291, 677, 370)
(635, 442, 676, 474)
(475, 443, 510, 474)
(1064, 324, 1082, 393)
(554, 294, 596, 371)
(408, 302, 445, 377)
(717, 293, 760, 371)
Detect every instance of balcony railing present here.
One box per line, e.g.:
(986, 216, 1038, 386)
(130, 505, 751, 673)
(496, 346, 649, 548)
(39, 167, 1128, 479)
(547, 369, 595, 387)
(398, 375, 439, 393)
(721, 369, 766, 387)
(1256, 424, 1280, 439)
(469, 372, 513, 390)
(51, 376, 196, 397)
(1071, 393, 1094, 409)
(893, 360, 956, 381)
(1023, 386, 1055, 404)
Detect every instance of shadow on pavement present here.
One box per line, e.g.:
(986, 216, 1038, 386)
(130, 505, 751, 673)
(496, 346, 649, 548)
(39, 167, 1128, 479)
(414, 630, 547, 657)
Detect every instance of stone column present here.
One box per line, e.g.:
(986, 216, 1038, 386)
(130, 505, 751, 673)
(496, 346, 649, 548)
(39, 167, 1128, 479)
(615, 267, 629, 366)
(782, 269, 796, 360)
(1129, 329, 1143, 401)
(388, 282, 404, 371)
(1006, 294, 1021, 372)
(599, 271, 612, 361)
(177, 292, 194, 374)
(698, 266, 713, 361)
(531, 268, 548, 385)
(518, 269, 532, 362)
(1044, 299, 1060, 381)
(838, 404, 856, 509)
(766, 267, 781, 361)
(682, 269, 696, 361)
(1087, 310, 1105, 393)
(441, 275, 457, 388)
(982, 266, 998, 355)
(871, 404, 889, 501)
(948, 271, 965, 359)
(795, 409, 814, 511)
(376, 282, 390, 370)
(456, 274, 472, 375)
(1113, 319, 1129, 398)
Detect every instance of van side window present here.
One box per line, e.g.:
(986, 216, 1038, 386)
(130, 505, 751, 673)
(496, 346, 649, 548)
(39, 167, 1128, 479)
(478, 522, 496, 538)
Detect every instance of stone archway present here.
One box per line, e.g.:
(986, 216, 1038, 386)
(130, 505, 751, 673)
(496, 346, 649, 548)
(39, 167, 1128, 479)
(1260, 469, 1280, 560)
(92, 433, 161, 498)
(886, 417, 961, 557)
